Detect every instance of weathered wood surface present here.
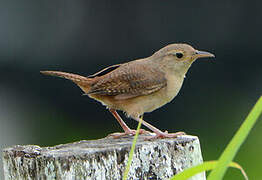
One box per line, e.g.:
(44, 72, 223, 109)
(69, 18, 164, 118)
(2, 134, 205, 180)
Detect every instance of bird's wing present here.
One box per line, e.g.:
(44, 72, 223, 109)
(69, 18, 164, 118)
(87, 63, 167, 100)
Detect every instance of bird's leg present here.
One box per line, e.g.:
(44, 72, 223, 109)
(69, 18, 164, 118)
(132, 117, 185, 140)
(109, 109, 132, 133)
(108, 109, 149, 138)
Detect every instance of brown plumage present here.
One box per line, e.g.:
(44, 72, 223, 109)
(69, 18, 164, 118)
(88, 62, 167, 98)
(41, 43, 214, 139)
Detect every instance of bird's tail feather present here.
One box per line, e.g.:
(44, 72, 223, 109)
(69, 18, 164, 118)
(40, 71, 92, 86)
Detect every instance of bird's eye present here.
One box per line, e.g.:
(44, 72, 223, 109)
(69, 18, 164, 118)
(175, 52, 183, 58)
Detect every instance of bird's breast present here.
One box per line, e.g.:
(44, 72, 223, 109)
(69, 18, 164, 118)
(164, 74, 184, 102)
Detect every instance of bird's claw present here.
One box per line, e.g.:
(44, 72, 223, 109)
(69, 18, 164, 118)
(108, 129, 150, 138)
(145, 131, 186, 140)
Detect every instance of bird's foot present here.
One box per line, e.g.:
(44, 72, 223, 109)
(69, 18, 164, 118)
(145, 131, 186, 140)
(108, 129, 150, 138)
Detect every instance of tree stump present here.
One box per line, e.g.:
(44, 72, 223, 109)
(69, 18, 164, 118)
(2, 134, 205, 180)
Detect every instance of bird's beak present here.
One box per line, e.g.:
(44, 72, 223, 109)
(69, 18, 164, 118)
(194, 50, 215, 59)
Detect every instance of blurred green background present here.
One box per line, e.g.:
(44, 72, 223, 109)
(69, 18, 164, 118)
(1, 0, 261, 179)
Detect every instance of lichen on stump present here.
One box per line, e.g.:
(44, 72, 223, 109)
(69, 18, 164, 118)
(3, 134, 205, 180)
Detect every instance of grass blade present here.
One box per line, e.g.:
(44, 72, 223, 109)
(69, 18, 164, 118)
(123, 118, 143, 180)
(208, 96, 262, 179)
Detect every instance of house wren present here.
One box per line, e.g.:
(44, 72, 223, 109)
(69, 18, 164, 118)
(41, 43, 214, 139)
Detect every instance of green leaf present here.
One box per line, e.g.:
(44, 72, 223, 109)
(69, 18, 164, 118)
(208, 96, 262, 179)
(170, 161, 248, 180)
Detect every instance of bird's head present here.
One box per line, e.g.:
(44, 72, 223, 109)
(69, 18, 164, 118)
(152, 43, 215, 75)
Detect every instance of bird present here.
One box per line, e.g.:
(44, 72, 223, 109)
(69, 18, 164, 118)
(41, 43, 214, 139)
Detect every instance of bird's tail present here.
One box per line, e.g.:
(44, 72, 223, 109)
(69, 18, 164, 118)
(40, 71, 93, 91)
